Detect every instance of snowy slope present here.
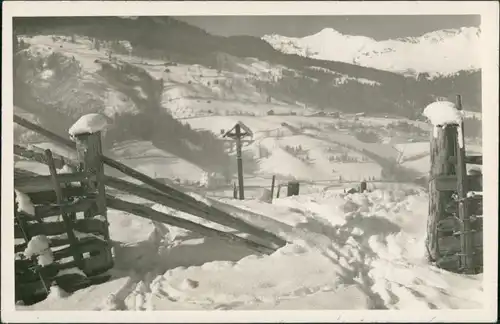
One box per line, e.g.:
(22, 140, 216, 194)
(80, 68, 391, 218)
(109, 140, 206, 182)
(183, 115, 395, 182)
(263, 27, 480, 76)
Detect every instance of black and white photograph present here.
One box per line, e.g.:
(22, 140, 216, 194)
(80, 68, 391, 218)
(2, 1, 498, 322)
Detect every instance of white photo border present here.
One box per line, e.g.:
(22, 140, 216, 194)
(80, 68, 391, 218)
(2, 1, 498, 322)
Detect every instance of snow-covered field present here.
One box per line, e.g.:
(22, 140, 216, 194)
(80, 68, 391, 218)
(16, 188, 483, 311)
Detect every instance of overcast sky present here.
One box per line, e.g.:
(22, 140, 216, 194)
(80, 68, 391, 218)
(177, 15, 480, 40)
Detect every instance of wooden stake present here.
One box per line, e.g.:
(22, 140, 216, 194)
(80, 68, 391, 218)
(455, 94, 474, 273)
(235, 124, 245, 200)
(233, 182, 238, 199)
(45, 149, 85, 270)
(270, 175, 276, 202)
(74, 132, 108, 228)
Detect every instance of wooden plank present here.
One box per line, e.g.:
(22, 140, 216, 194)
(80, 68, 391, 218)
(34, 197, 95, 219)
(16, 247, 112, 282)
(464, 155, 482, 165)
(27, 186, 86, 205)
(14, 115, 76, 150)
(15, 233, 104, 253)
(455, 94, 475, 274)
(52, 238, 108, 260)
(45, 149, 85, 270)
(14, 168, 39, 178)
(444, 197, 482, 215)
(104, 175, 286, 249)
(438, 231, 483, 252)
(270, 175, 276, 202)
(14, 199, 50, 295)
(433, 174, 482, 192)
(106, 196, 276, 254)
(235, 124, 245, 200)
(14, 144, 79, 170)
(15, 218, 108, 238)
(14, 172, 92, 193)
(435, 249, 483, 273)
(105, 176, 212, 217)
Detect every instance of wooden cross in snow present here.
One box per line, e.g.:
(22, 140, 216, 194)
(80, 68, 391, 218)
(223, 122, 253, 200)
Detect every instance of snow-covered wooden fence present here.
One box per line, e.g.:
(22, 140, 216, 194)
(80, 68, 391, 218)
(14, 129, 113, 305)
(425, 95, 483, 274)
(13, 113, 287, 304)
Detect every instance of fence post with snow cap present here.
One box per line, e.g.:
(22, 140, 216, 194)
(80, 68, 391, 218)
(74, 132, 106, 221)
(423, 97, 483, 274)
(71, 115, 110, 238)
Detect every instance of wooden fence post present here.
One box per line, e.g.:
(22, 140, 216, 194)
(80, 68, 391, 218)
(74, 132, 107, 223)
(235, 124, 245, 200)
(73, 131, 112, 264)
(276, 184, 281, 198)
(270, 175, 276, 201)
(426, 124, 458, 263)
(233, 182, 238, 199)
(287, 181, 300, 197)
(45, 149, 85, 270)
(360, 180, 367, 193)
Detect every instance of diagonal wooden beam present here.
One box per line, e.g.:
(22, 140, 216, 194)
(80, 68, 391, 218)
(106, 196, 275, 255)
(103, 175, 285, 249)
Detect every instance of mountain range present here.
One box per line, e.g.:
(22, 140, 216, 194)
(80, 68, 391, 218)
(262, 26, 481, 77)
(13, 16, 482, 116)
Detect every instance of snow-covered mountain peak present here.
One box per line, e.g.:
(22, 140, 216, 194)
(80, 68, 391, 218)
(262, 26, 481, 76)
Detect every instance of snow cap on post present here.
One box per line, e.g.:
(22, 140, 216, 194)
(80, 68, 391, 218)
(69, 113, 109, 138)
(422, 101, 463, 127)
(14, 189, 35, 216)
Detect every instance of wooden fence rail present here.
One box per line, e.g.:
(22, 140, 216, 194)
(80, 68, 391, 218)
(14, 144, 79, 170)
(15, 172, 93, 193)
